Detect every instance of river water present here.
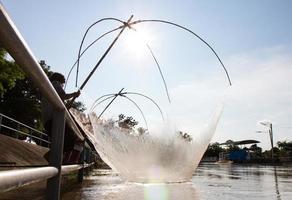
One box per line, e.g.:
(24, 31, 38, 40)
(62, 163, 292, 200)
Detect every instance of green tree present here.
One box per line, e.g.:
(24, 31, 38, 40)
(0, 55, 49, 130)
(70, 101, 86, 112)
(250, 144, 262, 152)
(0, 49, 25, 97)
(204, 142, 224, 157)
(117, 114, 138, 130)
(249, 144, 262, 158)
(0, 50, 85, 132)
(225, 140, 240, 152)
(277, 140, 292, 151)
(277, 140, 292, 157)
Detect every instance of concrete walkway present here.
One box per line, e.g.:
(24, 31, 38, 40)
(0, 134, 48, 167)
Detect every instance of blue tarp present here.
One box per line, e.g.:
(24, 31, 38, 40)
(228, 150, 248, 161)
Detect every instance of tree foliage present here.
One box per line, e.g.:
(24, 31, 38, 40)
(117, 114, 138, 130)
(277, 140, 292, 151)
(225, 140, 240, 152)
(203, 139, 292, 162)
(204, 142, 224, 157)
(0, 49, 85, 131)
(70, 101, 86, 112)
(0, 49, 43, 129)
(249, 144, 262, 158)
(0, 49, 25, 97)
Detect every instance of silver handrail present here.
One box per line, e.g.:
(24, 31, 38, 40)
(0, 167, 58, 193)
(0, 124, 50, 144)
(0, 3, 86, 199)
(0, 113, 48, 137)
(0, 113, 50, 145)
(0, 3, 83, 141)
(61, 162, 94, 175)
(0, 163, 95, 193)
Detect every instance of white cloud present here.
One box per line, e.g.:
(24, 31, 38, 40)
(168, 46, 292, 150)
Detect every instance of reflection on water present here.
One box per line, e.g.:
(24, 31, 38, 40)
(62, 164, 292, 200)
(100, 182, 199, 200)
(274, 167, 281, 200)
(192, 163, 292, 200)
(62, 174, 199, 200)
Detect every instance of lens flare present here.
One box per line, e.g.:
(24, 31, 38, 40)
(144, 184, 169, 200)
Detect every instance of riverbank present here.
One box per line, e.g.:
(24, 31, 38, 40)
(202, 156, 292, 166)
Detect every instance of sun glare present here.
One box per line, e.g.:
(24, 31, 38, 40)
(123, 28, 154, 59)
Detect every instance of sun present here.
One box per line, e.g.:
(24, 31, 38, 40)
(122, 27, 154, 59)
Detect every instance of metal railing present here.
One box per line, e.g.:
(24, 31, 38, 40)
(0, 3, 91, 199)
(0, 113, 50, 146)
(0, 162, 95, 193)
(0, 4, 84, 142)
(0, 167, 58, 193)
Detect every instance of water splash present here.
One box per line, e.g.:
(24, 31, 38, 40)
(70, 102, 223, 183)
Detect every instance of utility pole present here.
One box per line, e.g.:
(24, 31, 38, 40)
(259, 121, 274, 163)
(269, 123, 274, 163)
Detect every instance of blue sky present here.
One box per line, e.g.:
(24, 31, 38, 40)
(2, 0, 292, 150)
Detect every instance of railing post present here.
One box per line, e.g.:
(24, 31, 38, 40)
(48, 136, 51, 148)
(0, 115, 2, 132)
(78, 142, 86, 183)
(47, 110, 65, 200)
(39, 132, 43, 146)
(16, 123, 20, 139)
(86, 148, 93, 175)
(29, 130, 33, 143)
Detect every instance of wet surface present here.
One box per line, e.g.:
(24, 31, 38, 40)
(192, 163, 292, 200)
(62, 163, 292, 200)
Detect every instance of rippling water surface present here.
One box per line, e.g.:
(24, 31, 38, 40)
(62, 163, 292, 200)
